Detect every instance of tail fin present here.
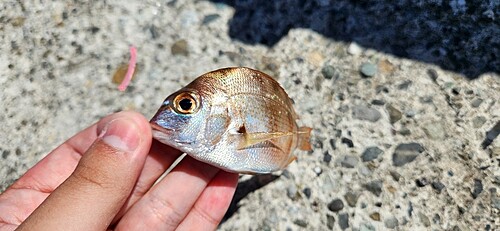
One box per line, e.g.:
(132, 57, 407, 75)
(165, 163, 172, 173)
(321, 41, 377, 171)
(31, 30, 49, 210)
(297, 127, 313, 151)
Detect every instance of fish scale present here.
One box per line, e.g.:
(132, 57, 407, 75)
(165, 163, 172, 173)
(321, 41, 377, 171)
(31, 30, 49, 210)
(150, 67, 312, 173)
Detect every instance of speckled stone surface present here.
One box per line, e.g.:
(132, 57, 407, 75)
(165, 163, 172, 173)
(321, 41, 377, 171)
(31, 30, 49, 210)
(1, 1, 498, 230)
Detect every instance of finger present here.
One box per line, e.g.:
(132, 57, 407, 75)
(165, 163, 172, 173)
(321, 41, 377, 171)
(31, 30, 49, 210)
(112, 140, 182, 222)
(176, 171, 238, 231)
(115, 156, 220, 230)
(9, 111, 122, 193)
(17, 112, 152, 231)
(0, 113, 116, 226)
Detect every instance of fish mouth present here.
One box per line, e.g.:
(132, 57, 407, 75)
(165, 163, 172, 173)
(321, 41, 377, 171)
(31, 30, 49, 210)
(149, 121, 173, 133)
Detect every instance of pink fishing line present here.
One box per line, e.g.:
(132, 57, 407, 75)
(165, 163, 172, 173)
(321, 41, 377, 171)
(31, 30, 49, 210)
(118, 46, 137, 91)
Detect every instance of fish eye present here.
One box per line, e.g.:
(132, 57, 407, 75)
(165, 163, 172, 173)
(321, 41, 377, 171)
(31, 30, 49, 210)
(173, 92, 199, 114)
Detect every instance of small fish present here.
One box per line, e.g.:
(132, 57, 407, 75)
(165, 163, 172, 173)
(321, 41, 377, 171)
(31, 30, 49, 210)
(150, 67, 312, 174)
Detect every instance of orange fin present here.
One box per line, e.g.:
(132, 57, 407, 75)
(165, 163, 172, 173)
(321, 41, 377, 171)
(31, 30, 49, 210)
(236, 131, 295, 150)
(297, 127, 312, 151)
(286, 155, 297, 165)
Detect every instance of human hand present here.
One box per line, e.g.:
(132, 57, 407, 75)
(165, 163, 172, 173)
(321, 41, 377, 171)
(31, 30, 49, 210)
(0, 111, 238, 231)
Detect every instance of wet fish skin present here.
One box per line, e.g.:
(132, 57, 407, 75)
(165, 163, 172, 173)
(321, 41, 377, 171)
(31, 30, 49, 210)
(150, 67, 311, 174)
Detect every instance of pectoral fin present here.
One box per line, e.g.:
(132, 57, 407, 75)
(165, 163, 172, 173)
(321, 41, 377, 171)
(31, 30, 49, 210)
(236, 131, 295, 150)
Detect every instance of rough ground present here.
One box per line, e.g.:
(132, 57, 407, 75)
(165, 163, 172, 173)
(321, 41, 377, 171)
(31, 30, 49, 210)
(1, 1, 498, 230)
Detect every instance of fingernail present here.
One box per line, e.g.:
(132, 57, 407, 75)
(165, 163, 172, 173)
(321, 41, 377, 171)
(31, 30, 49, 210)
(99, 118, 141, 152)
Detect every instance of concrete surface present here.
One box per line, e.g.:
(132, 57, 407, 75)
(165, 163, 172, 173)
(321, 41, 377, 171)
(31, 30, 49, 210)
(0, 0, 498, 230)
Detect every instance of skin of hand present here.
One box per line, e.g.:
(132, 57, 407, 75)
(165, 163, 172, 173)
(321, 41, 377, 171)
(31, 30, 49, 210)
(0, 111, 239, 231)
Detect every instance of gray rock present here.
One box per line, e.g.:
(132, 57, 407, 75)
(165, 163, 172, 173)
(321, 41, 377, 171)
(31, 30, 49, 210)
(287, 184, 298, 200)
(344, 192, 359, 207)
(471, 179, 483, 199)
(491, 188, 500, 209)
(360, 62, 377, 77)
(326, 214, 335, 230)
(472, 116, 486, 128)
(384, 216, 399, 229)
(328, 198, 345, 212)
(386, 104, 402, 124)
(393, 143, 424, 166)
(353, 105, 381, 122)
(363, 180, 383, 196)
(398, 128, 411, 136)
(361, 147, 383, 162)
(341, 155, 358, 168)
(471, 98, 483, 107)
(202, 14, 220, 25)
(359, 223, 376, 231)
(423, 122, 446, 140)
(171, 39, 189, 56)
(432, 181, 445, 193)
(338, 213, 349, 230)
(321, 65, 337, 80)
(390, 170, 402, 181)
(418, 212, 431, 227)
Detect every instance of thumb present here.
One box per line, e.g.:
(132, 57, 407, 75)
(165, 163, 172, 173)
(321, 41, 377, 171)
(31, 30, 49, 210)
(17, 111, 152, 231)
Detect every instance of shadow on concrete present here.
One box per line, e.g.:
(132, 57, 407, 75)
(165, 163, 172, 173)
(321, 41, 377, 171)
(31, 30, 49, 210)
(222, 174, 280, 223)
(209, 0, 499, 79)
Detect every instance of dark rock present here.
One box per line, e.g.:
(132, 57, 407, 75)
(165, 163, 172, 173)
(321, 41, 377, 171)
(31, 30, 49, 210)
(427, 69, 438, 82)
(360, 62, 377, 77)
(375, 202, 382, 207)
(361, 146, 383, 162)
(293, 219, 308, 227)
(392, 143, 424, 166)
(323, 152, 332, 163)
(471, 179, 483, 199)
(326, 214, 335, 230)
(329, 139, 336, 149)
(2, 150, 10, 159)
(352, 105, 381, 122)
(341, 138, 354, 148)
(371, 99, 385, 105)
(416, 178, 429, 187)
(344, 192, 359, 207)
(431, 181, 445, 193)
(363, 180, 383, 196)
(386, 104, 402, 124)
(171, 39, 189, 56)
(302, 187, 311, 198)
(341, 155, 358, 168)
(328, 198, 344, 212)
(338, 213, 349, 230)
(369, 212, 380, 221)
